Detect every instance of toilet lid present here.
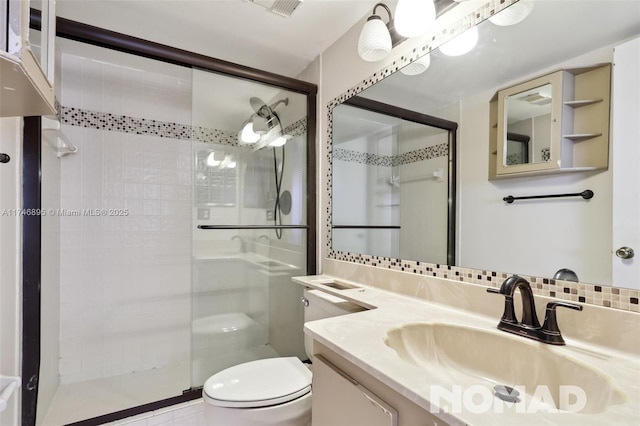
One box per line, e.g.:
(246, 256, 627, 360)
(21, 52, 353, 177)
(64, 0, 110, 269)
(203, 357, 312, 408)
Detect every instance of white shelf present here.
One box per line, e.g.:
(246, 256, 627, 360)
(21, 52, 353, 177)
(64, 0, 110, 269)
(563, 133, 603, 141)
(564, 99, 603, 108)
(491, 166, 600, 179)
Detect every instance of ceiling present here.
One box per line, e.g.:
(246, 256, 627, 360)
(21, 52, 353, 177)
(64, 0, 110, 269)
(55, 0, 379, 77)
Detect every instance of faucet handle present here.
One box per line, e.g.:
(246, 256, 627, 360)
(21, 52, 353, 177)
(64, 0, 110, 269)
(541, 301, 583, 345)
(486, 287, 518, 325)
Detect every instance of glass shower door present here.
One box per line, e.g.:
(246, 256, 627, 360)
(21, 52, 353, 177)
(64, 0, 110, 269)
(190, 69, 309, 387)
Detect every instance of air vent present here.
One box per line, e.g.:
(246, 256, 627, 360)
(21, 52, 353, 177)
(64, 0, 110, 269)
(518, 93, 552, 106)
(271, 0, 303, 17)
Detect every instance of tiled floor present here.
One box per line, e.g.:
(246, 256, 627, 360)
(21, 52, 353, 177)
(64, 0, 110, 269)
(42, 362, 190, 426)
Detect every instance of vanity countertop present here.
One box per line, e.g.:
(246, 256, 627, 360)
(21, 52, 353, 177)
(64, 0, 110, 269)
(293, 274, 640, 426)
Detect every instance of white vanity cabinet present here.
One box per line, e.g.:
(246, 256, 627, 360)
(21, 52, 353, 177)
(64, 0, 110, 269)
(490, 64, 611, 179)
(312, 342, 443, 426)
(1, 0, 56, 117)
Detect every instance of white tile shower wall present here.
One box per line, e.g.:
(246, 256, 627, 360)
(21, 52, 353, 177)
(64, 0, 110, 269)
(58, 50, 192, 384)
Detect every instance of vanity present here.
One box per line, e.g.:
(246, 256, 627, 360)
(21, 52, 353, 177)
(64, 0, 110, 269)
(294, 261, 640, 426)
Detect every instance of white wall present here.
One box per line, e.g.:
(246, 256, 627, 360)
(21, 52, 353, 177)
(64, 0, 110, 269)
(457, 45, 616, 284)
(0, 117, 23, 426)
(57, 45, 192, 384)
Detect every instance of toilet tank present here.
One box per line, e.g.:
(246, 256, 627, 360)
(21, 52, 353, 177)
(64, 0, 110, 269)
(303, 289, 365, 359)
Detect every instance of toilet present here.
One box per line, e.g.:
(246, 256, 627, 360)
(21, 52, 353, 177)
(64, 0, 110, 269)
(202, 288, 364, 426)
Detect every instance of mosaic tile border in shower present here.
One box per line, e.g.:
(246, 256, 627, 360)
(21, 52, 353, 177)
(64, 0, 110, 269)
(59, 105, 308, 146)
(329, 251, 640, 313)
(333, 143, 448, 167)
(333, 148, 392, 167)
(324, 0, 639, 314)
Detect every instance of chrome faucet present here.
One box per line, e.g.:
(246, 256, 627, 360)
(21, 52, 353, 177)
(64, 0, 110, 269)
(488, 275, 583, 345)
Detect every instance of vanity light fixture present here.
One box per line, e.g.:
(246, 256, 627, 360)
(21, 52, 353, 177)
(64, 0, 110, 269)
(358, 3, 406, 62)
(239, 119, 260, 144)
(238, 97, 291, 149)
(358, 0, 457, 63)
(206, 151, 220, 167)
(220, 154, 237, 169)
(400, 53, 431, 75)
(439, 25, 478, 56)
(395, 0, 436, 38)
(488, 0, 535, 26)
(268, 134, 291, 147)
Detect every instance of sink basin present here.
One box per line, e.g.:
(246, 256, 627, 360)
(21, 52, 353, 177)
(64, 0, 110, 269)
(314, 279, 359, 290)
(384, 322, 626, 414)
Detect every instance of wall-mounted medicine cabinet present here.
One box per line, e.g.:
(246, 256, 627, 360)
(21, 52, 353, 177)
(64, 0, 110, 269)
(1, 0, 56, 117)
(489, 64, 611, 179)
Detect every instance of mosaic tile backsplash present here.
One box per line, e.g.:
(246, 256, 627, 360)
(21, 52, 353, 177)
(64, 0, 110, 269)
(325, 0, 640, 314)
(331, 253, 639, 313)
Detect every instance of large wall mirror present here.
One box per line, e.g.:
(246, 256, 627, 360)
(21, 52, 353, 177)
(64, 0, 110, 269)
(330, 0, 640, 290)
(332, 96, 457, 265)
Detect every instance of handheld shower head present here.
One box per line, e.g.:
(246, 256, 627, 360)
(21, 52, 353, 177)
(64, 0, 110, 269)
(240, 97, 292, 149)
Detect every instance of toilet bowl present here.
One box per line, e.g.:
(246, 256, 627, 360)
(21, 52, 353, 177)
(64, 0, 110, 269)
(202, 289, 364, 425)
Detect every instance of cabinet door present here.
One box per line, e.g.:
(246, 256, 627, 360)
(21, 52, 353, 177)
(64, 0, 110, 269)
(312, 355, 397, 426)
(495, 71, 564, 176)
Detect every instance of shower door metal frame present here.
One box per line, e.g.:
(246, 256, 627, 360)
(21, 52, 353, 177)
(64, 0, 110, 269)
(23, 10, 317, 426)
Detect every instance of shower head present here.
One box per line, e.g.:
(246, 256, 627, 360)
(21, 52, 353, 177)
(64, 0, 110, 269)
(240, 97, 291, 149)
(250, 97, 269, 116)
(250, 97, 289, 117)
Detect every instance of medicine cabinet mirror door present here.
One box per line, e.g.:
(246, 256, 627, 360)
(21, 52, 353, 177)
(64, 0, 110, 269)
(496, 71, 563, 177)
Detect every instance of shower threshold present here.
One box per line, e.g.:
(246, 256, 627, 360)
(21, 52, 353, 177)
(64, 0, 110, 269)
(42, 362, 190, 426)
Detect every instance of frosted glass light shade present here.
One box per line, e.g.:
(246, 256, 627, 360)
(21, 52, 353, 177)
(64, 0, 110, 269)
(268, 136, 288, 147)
(206, 152, 220, 167)
(439, 26, 479, 56)
(395, 0, 436, 38)
(400, 54, 431, 75)
(358, 17, 392, 62)
(489, 0, 534, 26)
(239, 121, 260, 143)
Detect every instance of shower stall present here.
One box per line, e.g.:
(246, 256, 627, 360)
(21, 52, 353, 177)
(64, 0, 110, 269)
(26, 17, 316, 426)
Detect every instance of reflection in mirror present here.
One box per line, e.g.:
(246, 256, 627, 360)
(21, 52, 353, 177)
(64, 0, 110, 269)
(332, 97, 456, 264)
(194, 147, 238, 206)
(330, 0, 640, 289)
(504, 83, 552, 165)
